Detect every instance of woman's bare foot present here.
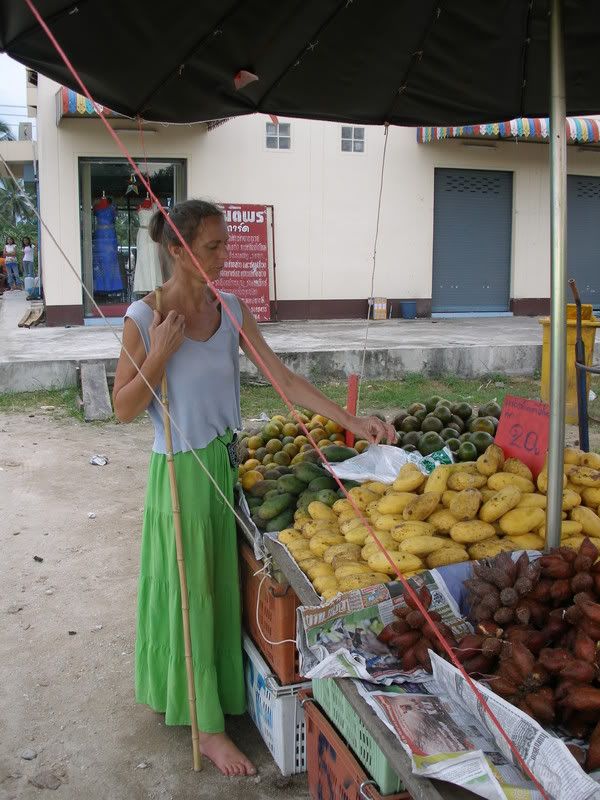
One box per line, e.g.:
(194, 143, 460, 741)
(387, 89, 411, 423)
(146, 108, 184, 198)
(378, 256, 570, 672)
(198, 732, 256, 777)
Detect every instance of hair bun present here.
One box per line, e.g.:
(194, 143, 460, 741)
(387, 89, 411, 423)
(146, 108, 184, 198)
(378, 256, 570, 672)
(148, 210, 166, 243)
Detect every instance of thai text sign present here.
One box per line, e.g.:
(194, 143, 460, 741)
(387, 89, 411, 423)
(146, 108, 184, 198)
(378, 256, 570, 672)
(217, 204, 271, 321)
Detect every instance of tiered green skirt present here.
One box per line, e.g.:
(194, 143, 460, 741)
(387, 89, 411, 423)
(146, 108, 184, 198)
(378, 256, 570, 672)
(135, 432, 246, 733)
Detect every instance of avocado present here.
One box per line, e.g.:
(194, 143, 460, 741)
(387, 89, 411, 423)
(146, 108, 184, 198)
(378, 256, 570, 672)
(408, 402, 427, 416)
(392, 410, 409, 430)
(421, 415, 444, 434)
(414, 409, 428, 424)
(433, 405, 452, 425)
(446, 437, 461, 453)
(425, 395, 443, 413)
(402, 444, 417, 453)
(418, 431, 445, 456)
(470, 431, 495, 454)
(471, 417, 496, 436)
(455, 402, 473, 421)
(440, 427, 458, 441)
(403, 431, 422, 447)
(457, 441, 478, 462)
(400, 415, 421, 433)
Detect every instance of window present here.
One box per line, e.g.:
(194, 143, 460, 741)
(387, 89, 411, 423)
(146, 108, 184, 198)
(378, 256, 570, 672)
(341, 126, 365, 152)
(266, 122, 291, 150)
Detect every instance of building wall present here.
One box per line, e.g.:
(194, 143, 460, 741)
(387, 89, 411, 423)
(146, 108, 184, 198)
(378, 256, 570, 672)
(36, 76, 600, 324)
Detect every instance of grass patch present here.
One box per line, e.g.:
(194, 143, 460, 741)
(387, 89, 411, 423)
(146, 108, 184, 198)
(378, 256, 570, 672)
(239, 374, 542, 419)
(0, 388, 82, 418)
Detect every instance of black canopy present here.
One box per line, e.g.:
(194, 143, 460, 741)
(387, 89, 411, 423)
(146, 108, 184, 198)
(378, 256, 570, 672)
(2, 0, 600, 126)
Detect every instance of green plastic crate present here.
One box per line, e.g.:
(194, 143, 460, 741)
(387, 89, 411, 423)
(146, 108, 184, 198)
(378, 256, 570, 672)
(312, 678, 404, 795)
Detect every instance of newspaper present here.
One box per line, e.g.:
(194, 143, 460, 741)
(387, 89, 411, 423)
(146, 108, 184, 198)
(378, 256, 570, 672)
(431, 654, 600, 799)
(297, 569, 471, 683)
(355, 680, 538, 800)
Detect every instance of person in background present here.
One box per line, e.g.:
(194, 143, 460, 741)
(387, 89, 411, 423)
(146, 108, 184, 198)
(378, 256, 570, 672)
(3, 237, 22, 290)
(22, 237, 35, 279)
(0, 254, 7, 294)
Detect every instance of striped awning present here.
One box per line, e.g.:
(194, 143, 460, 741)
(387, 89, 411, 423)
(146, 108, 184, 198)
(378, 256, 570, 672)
(417, 117, 600, 144)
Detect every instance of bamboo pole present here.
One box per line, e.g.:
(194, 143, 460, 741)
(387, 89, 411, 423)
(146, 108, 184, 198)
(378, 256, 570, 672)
(155, 286, 202, 772)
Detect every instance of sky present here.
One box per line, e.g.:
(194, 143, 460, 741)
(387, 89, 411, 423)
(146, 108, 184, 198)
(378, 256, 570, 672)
(0, 54, 36, 138)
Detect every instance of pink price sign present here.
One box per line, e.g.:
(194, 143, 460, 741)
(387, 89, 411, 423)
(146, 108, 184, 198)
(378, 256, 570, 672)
(216, 204, 272, 322)
(494, 395, 550, 477)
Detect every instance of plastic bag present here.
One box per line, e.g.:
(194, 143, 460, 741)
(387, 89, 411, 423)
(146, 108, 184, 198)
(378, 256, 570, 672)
(325, 444, 453, 483)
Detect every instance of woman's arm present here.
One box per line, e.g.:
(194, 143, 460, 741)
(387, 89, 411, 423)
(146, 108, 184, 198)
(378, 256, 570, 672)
(112, 310, 185, 422)
(239, 301, 395, 445)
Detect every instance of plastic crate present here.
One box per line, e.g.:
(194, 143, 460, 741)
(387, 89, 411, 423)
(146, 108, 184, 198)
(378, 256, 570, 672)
(301, 690, 411, 800)
(243, 633, 310, 776)
(312, 678, 404, 795)
(239, 540, 302, 684)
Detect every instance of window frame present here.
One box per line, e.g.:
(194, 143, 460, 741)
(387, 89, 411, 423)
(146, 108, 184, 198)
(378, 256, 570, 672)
(265, 121, 292, 151)
(341, 125, 365, 154)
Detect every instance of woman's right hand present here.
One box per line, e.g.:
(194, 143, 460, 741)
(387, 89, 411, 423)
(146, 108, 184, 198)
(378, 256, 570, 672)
(149, 309, 185, 361)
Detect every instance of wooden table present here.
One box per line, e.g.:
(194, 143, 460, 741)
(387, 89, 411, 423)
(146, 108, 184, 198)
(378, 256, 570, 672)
(261, 535, 476, 800)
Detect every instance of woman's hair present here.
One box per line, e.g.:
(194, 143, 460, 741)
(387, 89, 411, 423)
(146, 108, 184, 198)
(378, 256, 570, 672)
(149, 199, 223, 257)
(22, 237, 31, 246)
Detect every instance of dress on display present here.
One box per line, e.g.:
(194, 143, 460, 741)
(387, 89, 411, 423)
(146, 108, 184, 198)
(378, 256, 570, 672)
(133, 205, 163, 293)
(92, 201, 123, 294)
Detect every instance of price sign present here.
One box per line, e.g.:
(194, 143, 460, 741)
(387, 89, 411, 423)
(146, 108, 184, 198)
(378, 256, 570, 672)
(494, 395, 550, 477)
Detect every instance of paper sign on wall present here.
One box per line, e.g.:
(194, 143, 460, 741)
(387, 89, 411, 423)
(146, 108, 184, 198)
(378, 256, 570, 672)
(216, 203, 272, 322)
(494, 395, 550, 477)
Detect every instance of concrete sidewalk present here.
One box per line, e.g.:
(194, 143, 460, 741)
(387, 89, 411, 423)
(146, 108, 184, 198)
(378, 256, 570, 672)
(0, 290, 584, 392)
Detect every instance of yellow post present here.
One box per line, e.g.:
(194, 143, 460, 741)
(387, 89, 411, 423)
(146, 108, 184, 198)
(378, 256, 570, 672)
(540, 304, 600, 424)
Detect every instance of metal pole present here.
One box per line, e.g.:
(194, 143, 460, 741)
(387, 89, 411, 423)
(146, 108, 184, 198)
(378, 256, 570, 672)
(546, 0, 567, 550)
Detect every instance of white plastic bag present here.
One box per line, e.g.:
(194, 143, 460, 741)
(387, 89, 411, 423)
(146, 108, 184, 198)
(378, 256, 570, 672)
(325, 444, 453, 483)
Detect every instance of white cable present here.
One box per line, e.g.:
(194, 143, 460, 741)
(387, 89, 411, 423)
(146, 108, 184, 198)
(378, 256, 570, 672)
(356, 124, 390, 415)
(0, 154, 255, 543)
(253, 562, 297, 647)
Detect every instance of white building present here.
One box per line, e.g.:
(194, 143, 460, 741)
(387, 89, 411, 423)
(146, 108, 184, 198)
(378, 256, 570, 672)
(33, 74, 600, 326)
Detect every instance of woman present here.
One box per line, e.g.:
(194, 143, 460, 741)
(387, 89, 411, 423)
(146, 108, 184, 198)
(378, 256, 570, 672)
(22, 237, 35, 279)
(113, 199, 395, 777)
(3, 237, 21, 290)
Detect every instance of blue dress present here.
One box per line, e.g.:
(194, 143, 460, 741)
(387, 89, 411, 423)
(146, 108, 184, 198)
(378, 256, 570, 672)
(92, 204, 123, 293)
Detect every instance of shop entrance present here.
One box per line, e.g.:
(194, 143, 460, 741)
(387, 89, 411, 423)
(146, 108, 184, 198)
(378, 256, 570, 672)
(79, 158, 186, 317)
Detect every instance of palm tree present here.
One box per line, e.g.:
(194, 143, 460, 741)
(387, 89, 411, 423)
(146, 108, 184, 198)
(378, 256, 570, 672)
(0, 180, 35, 225)
(0, 121, 15, 141)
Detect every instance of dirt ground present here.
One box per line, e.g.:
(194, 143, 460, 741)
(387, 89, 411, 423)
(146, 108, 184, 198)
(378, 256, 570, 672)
(0, 411, 309, 800)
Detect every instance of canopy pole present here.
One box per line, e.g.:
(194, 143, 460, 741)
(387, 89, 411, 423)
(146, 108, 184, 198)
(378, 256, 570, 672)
(546, 0, 567, 551)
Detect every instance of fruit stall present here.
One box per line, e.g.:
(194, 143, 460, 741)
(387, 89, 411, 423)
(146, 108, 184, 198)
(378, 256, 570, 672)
(235, 399, 600, 800)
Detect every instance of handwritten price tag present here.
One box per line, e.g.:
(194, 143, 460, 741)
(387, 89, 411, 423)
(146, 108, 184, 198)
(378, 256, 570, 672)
(494, 395, 550, 477)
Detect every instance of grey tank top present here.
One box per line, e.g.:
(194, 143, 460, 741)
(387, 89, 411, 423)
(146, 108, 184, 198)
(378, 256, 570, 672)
(125, 293, 243, 455)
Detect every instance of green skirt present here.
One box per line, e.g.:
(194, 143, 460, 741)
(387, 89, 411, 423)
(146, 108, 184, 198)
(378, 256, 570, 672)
(135, 432, 246, 733)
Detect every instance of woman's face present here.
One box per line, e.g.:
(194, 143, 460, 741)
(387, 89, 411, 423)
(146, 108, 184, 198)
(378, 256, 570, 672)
(171, 215, 229, 284)
(23, 238, 30, 246)
(7, 238, 14, 245)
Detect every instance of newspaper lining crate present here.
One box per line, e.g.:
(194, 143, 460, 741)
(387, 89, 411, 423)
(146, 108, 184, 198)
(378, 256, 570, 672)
(312, 678, 404, 795)
(301, 691, 410, 800)
(243, 633, 309, 776)
(239, 539, 302, 684)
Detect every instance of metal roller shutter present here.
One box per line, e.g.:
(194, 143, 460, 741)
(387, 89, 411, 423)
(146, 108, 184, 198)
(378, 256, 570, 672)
(432, 168, 513, 313)
(567, 175, 600, 309)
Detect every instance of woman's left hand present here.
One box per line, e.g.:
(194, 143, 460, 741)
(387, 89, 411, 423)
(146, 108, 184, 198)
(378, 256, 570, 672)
(349, 415, 396, 445)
